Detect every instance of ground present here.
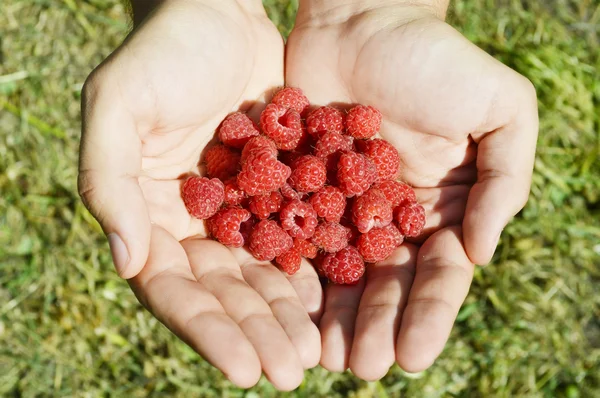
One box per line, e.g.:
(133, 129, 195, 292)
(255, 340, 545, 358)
(0, 0, 599, 396)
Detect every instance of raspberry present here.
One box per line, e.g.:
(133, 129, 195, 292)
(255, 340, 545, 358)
(320, 246, 365, 285)
(288, 155, 327, 193)
(279, 200, 318, 239)
(357, 224, 403, 263)
(372, 180, 416, 208)
(204, 145, 241, 181)
(181, 176, 224, 220)
(352, 188, 393, 233)
(337, 151, 377, 197)
(314, 132, 354, 160)
(395, 202, 426, 237)
(312, 222, 350, 253)
(309, 186, 346, 223)
(241, 136, 277, 162)
(346, 105, 382, 139)
(276, 247, 302, 275)
(237, 147, 291, 196)
(249, 191, 283, 220)
(306, 106, 345, 137)
(294, 238, 317, 259)
(314, 132, 354, 182)
(208, 207, 252, 248)
(218, 112, 260, 148)
(260, 104, 303, 151)
(280, 183, 301, 201)
(248, 219, 293, 261)
(356, 138, 400, 182)
(223, 179, 246, 206)
(271, 87, 310, 116)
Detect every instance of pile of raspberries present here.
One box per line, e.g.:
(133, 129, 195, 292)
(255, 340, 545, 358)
(181, 88, 425, 284)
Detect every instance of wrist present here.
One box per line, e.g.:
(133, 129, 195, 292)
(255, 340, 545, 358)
(129, 0, 265, 26)
(297, 0, 449, 26)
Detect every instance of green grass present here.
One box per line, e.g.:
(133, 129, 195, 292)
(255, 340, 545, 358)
(1, 0, 599, 396)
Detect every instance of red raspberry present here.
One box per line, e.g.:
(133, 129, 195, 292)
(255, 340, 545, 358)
(218, 112, 260, 149)
(395, 203, 426, 237)
(309, 186, 346, 223)
(294, 238, 317, 259)
(248, 219, 293, 261)
(181, 176, 224, 220)
(288, 155, 327, 193)
(260, 104, 303, 151)
(276, 247, 302, 275)
(356, 138, 400, 182)
(372, 180, 416, 208)
(357, 224, 403, 263)
(306, 106, 345, 137)
(346, 105, 382, 139)
(352, 188, 393, 233)
(314, 132, 354, 160)
(321, 246, 365, 285)
(223, 179, 246, 206)
(204, 145, 241, 181)
(271, 87, 310, 115)
(280, 183, 301, 201)
(337, 151, 377, 197)
(208, 207, 252, 248)
(312, 222, 350, 253)
(241, 136, 277, 162)
(279, 200, 318, 239)
(248, 191, 283, 220)
(237, 147, 291, 196)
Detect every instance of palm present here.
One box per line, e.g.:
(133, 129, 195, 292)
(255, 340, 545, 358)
(81, 2, 322, 390)
(286, 11, 532, 378)
(118, 4, 283, 240)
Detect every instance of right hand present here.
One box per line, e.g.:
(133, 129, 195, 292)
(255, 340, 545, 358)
(78, 0, 322, 390)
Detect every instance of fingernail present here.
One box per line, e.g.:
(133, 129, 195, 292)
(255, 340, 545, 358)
(107, 233, 130, 277)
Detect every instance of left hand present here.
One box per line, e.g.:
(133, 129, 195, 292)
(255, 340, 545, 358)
(286, 2, 538, 379)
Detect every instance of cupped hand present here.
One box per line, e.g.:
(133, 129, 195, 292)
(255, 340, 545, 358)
(78, 0, 322, 390)
(286, 2, 538, 379)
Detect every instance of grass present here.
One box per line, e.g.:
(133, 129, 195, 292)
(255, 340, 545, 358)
(1, 0, 599, 396)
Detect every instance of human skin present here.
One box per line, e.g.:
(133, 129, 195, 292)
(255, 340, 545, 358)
(78, 0, 323, 390)
(286, 0, 538, 380)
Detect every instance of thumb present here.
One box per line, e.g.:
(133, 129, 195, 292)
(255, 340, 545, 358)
(78, 73, 151, 279)
(463, 77, 538, 265)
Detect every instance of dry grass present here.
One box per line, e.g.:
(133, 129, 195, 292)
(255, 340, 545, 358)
(1, 0, 599, 396)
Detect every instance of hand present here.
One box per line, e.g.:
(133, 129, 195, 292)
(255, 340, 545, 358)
(78, 0, 322, 390)
(286, 1, 538, 379)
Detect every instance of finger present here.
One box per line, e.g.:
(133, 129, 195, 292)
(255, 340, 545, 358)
(285, 259, 324, 324)
(396, 226, 474, 372)
(79, 72, 150, 278)
(183, 240, 304, 391)
(349, 244, 418, 381)
(464, 76, 538, 264)
(128, 226, 261, 388)
(230, 249, 321, 370)
(319, 279, 365, 372)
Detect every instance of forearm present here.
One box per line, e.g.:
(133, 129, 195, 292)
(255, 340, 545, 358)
(297, 0, 450, 23)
